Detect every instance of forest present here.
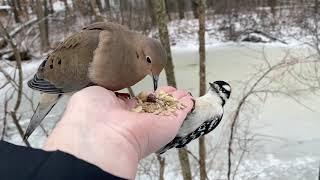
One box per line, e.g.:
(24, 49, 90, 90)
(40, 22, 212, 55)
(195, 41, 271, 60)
(0, 0, 320, 179)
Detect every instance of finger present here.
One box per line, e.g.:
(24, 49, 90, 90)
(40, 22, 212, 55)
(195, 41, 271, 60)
(155, 86, 176, 94)
(134, 86, 176, 98)
(174, 95, 194, 122)
(153, 94, 193, 122)
(120, 97, 138, 110)
(170, 89, 190, 100)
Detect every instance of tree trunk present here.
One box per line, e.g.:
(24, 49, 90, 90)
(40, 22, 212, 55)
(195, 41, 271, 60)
(151, 0, 176, 87)
(157, 155, 165, 180)
(192, 0, 199, 18)
(198, 0, 206, 97)
(315, 0, 319, 14)
(61, 0, 70, 14)
(36, 0, 50, 52)
(165, 0, 172, 21)
(198, 0, 207, 180)
(152, 1, 192, 179)
(44, 0, 49, 45)
(178, 0, 185, 19)
(178, 149, 192, 180)
(206, 0, 214, 9)
(48, 0, 54, 13)
(96, 0, 103, 12)
(120, 0, 127, 25)
(90, 0, 103, 21)
(104, 0, 110, 11)
(10, 0, 21, 23)
(146, 0, 157, 26)
(16, 0, 22, 11)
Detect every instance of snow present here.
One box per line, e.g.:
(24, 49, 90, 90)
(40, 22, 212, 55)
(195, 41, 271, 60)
(148, 11, 319, 52)
(53, 1, 66, 12)
(0, 5, 11, 10)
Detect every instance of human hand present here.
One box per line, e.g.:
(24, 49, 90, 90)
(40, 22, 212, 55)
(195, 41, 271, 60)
(44, 86, 193, 179)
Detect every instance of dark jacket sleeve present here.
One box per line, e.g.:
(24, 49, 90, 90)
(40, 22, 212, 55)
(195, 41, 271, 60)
(0, 141, 125, 180)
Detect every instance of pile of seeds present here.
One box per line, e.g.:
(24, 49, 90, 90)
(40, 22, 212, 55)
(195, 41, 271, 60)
(132, 91, 186, 116)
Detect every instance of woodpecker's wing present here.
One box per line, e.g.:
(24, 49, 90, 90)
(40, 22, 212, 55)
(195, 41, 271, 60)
(156, 94, 224, 154)
(176, 95, 223, 137)
(156, 114, 223, 154)
(176, 114, 223, 148)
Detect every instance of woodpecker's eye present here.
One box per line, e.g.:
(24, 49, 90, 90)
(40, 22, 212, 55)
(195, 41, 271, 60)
(146, 56, 152, 63)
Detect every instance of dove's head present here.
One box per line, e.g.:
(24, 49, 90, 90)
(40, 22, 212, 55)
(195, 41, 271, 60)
(140, 38, 167, 91)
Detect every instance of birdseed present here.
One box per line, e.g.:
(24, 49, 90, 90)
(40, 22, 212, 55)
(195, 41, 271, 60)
(132, 91, 186, 115)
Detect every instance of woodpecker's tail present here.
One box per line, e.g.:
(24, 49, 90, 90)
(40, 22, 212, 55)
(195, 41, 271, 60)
(156, 137, 182, 154)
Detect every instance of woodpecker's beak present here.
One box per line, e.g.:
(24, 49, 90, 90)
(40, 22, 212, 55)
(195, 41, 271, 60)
(209, 82, 215, 89)
(152, 74, 159, 91)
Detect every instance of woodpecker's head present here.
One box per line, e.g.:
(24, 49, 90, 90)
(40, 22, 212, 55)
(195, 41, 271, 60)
(209, 81, 231, 105)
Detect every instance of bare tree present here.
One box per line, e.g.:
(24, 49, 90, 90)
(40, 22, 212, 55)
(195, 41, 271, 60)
(90, 0, 103, 21)
(9, 0, 21, 23)
(227, 52, 320, 180)
(0, 22, 31, 146)
(178, 148, 192, 180)
(197, 0, 207, 179)
(104, 0, 110, 11)
(48, 0, 54, 14)
(146, 0, 157, 26)
(151, 0, 176, 87)
(157, 155, 165, 180)
(61, 0, 70, 13)
(35, 0, 50, 52)
(151, 0, 192, 179)
(178, 0, 185, 19)
(192, 0, 199, 18)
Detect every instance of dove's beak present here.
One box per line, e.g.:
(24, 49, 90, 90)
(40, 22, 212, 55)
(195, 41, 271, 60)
(152, 74, 159, 91)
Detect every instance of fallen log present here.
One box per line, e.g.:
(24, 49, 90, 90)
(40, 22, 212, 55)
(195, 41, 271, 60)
(239, 29, 288, 44)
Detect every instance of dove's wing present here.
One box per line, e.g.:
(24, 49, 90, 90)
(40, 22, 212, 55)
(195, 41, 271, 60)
(28, 29, 103, 94)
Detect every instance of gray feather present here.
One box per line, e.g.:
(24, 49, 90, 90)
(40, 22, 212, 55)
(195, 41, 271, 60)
(24, 94, 61, 139)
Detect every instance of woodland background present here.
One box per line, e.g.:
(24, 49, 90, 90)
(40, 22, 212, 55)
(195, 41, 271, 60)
(0, 0, 320, 180)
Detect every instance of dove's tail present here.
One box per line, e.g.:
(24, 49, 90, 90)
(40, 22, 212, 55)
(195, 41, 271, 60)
(24, 94, 61, 140)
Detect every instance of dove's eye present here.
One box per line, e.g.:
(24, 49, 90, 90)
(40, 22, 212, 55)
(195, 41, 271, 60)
(146, 56, 152, 63)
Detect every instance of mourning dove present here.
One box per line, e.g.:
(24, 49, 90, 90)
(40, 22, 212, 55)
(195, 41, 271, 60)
(24, 22, 166, 139)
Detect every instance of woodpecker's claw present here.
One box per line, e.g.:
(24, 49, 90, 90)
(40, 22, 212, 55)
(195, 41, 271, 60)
(189, 98, 196, 114)
(187, 92, 195, 114)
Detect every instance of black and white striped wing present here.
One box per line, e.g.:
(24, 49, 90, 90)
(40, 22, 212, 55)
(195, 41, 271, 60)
(28, 73, 65, 94)
(157, 115, 223, 154)
(176, 115, 222, 148)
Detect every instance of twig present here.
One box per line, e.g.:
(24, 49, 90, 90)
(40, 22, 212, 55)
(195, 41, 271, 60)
(156, 155, 165, 180)
(0, 21, 30, 147)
